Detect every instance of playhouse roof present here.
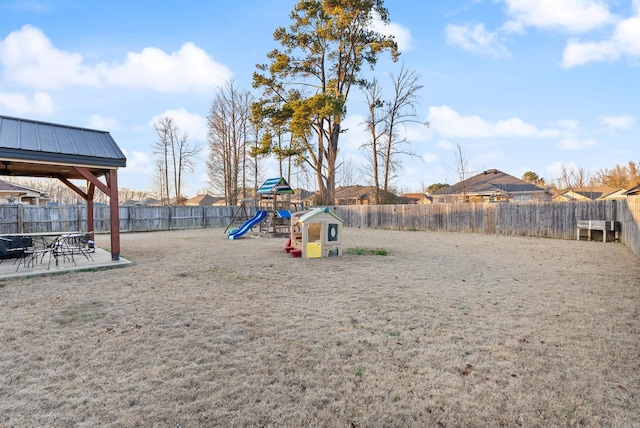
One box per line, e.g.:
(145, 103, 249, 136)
(297, 207, 344, 224)
(256, 177, 294, 195)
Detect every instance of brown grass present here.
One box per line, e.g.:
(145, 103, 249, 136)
(1, 228, 638, 427)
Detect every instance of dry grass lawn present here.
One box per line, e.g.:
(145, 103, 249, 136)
(1, 227, 638, 427)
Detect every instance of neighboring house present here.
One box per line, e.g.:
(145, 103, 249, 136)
(432, 169, 551, 203)
(184, 194, 223, 206)
(159, 196, 189, 206)
(553, 186, 619, 202)
(401, 193, 433, 204)
(598, 188, 629, 200)
(120, 198, 161, 206)
(623, 184, 640, 196)
(327, 185, 402, 205)
(0, 179, 50, 205)
(141, 198, 162, 206)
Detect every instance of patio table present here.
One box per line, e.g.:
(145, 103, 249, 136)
(0, 232, 81, 270)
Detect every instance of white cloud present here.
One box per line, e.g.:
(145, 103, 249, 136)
(437, 139, 455, 150)
(0, 26, 233, 94)
(427, 105, 559, 138)
(422, 152, 439, 163)
(500, 0, 615, 33)
(561, 15, 640, 67)
(86, 115, 119, 131)
(150, 108, 208, 142)
(553, 119, 579, 133)
(370, 13, 413, 52)
(562, 38, 616, 67)
(501, 20, 526, 35)
(401, 122, 431, 143)
(445, 23, 510, 57)
(558, 137, 597, 149)
(121, 149, 153, 174)
(0, 25, 100, 89)
(1, 1, 51, 13)
(599, 114, 635, 129)
(0, 91, 54, 115)
(102, 43, 233, 94)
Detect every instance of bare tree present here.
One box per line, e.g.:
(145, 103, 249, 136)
(594, 161, 640, 188)
(151, 117, 201, 205)
(380, 66, 426, 202)
(361, 78, 385, 203)
(361, 66, 426, 203)
(151, 118, 173, 203)
(336, 157, 360, 187)
(453, 142, 472, 203)
(555, 164, 590, 190)
(151, 158, 168, 202)
(207, 80, 253, 205)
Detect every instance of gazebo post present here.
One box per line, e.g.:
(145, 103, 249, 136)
(106, 169, 120, 260)
(86, 181, 95, 239)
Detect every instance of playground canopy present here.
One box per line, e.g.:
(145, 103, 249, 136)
(256, 177, 294, 195)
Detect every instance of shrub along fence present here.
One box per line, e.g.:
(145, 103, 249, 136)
(0, 197, 638, 255)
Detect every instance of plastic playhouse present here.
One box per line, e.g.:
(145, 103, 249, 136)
(285, 207, 344, 258)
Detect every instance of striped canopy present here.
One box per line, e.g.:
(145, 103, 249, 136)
(256, 177, 294, 195)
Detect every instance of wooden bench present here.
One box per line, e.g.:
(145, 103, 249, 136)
(576, 220, 620, 242)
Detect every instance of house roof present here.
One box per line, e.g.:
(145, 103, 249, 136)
(297, 207, 344, 223)
(292, 188, 314, 200)
(333, 185, 401, 202)
(401, 193, 432, 202)
(256, 177, 294, 195)
(185, 194, 222, 206)
(598, 188, 628, 200)
(433, 169, 546, 196)
(570, 186, 618, 200)
(623, 184, 640, 195)
(0, 115, 126, 179)
(0, 178, 48, 195)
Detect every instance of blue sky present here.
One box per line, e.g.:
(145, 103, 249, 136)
(1, 0, 638, 195)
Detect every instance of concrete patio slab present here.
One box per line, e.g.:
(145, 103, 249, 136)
(0, 248, 131, 280)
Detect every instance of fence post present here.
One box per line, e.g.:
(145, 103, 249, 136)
(17, 204, 24, 233)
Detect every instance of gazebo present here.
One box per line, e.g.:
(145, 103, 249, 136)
(0, 115, 126, 260)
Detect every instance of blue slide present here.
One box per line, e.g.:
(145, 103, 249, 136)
(227, 210, 267, 240)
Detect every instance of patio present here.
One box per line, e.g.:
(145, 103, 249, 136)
(0, 247, 131, 280)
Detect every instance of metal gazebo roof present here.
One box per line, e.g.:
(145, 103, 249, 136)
(0, 115, 126, 178)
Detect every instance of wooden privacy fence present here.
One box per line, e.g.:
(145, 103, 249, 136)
(0, 198, 638, 255)
(333, 197, 640, 256)
(0, 205, 237, 235)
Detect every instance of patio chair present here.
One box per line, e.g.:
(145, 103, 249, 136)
(55, 233, 94, 265)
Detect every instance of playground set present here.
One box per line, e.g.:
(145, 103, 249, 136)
(227, 177, 345, 259)
(226, 177, 298, 240)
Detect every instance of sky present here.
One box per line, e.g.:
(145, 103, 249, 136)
(0, 0, 638, 195)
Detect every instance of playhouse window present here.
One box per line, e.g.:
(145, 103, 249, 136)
(308, 222, 321, 242)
